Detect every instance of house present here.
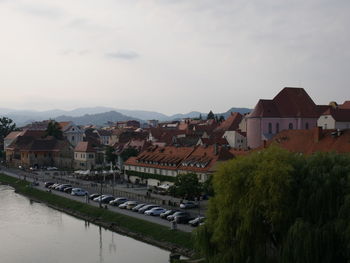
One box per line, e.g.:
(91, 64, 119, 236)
(5, 130, 73, 169)
(59, 122, 84, 147)
(247, 87, 329, 149)
(96, 129, 113, 145)
(116, 120, 140, 129)
(222, 130, 247, 149)
(74, 141, 104, 170)
(317, 105, 350, 130)
(214, 112, 243, 132)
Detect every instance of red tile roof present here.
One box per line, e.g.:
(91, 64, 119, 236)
(74, 141, 96, 152)
(249, 87, 322, 118)
(215, 112, 243, 132)
(340, 101, 350, 109)
(267, 127, 350, 154)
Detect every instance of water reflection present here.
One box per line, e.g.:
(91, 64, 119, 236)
(0, 185, 169, 263)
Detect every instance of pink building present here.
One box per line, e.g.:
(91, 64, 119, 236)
(247, 87, 329, 149)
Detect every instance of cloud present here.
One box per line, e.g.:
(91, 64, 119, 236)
(17, 4, 64, 19)
(105, 50, 140, 60)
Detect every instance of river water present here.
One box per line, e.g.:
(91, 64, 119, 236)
(0, 185, 170, 263)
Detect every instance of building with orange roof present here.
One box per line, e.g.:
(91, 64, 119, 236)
(317, 106, 350, 130)
(74, 141, 104, 170)
(124, 145, 237, 186)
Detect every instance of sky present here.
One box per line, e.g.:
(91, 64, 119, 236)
(0, 0, 349, 115)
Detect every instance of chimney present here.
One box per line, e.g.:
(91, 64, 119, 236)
(314, 127, 322, 142)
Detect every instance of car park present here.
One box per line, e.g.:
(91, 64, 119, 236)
(189, 216, 205, 227)
(144, 207, 167, 216)
(71, 188, 89, 196)
(179, 201, 198, 209)
(109, 197, 128, 206)
(138, 204, 158, 214)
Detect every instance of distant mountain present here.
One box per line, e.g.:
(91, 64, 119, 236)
(55, 111, 140, 126)
(0, 106, 252, 127)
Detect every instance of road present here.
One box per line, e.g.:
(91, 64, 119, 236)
(0, 167, 196, 233)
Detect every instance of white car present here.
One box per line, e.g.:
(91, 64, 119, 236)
(144, 207, 167, 216)
(71, 188, 88, 196)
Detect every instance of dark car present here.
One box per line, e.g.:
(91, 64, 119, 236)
(174, 212, 192, 224)
(89, 193, 101, 200)
(132, 203, 146, 212)
(101, 196, 115, 204)
(167, 211, 190, 223)
(109, 197, 128, 206)
(57, 184, 72, 191)
(44, 182, 54, 188)
(179, 201, 198, 209)
(138, 204, 158, 214)
(160, 209, 180, 219)
(189, 216, 205, 227)
(63, 187, 73, 194)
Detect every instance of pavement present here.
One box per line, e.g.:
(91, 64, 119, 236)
(0, 166, 205, 233)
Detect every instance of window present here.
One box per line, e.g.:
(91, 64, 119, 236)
(35, 154, 38, 158)
(324, 124, 327, 129)
(276, 123, 280, 133)
(268, 123, 272, 134)
(289, 123, 293, 130)
(305, 123, 309, 130)
(72, 136, 75, 141)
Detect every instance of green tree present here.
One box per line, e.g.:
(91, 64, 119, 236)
(45, 120, 63, 140)
(207, 110, 215, 120)
(121, 147, 139, 161)
(173, 173, 202, 200)
(0, 117, 17, 141)
(105, 145, 117, 164)
(194, 146, 350, 263)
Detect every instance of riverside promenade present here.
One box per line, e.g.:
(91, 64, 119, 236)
(0, 166, 204, 233)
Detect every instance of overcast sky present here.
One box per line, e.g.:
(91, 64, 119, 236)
(0, 0, 349, 115)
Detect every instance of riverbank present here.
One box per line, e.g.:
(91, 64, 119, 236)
(0, 173, 195, 257)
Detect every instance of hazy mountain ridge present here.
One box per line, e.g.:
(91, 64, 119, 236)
(0, 107, 251, 127)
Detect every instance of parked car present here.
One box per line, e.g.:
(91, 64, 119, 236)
(160, 209, 180, 219)
(109, 197, 128, 206)
(179, 201, 198, 209)
(59, 184, 72, 192)
(144, 207, 167, 216)
(44, 182, 54, 188)
(189, 216, 205, 227)
(138, 204, 158, 214)
(174, 212, 192, 224)
(71, 188, 88, 196)
(93, 195, 112, 202)
(57, 184, 72, 191)
(89, 193, 101, 200)
(48, 183, 60, 189)
(126, 201, 139, 210)
(119, 201, 138, 209)
(47, 167, 58, 171)
(63, 187, 73, 194)
(101, 195, 115, 204)
(167, 211, 190, 222)
(132, 203, 146, 212)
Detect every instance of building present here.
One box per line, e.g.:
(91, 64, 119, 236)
(317, 106, 350, 130)
(247, 87, 329, 149)
(5, 130, 73, 169)
(222, 130, 247, 149)
(74, 141, 103, 170)
(59, 122, 84, 147)
(3, 131, 22, 151)
(124, 145, 240, 186)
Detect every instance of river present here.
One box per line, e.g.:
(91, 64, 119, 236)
(0, 185, 170, 263)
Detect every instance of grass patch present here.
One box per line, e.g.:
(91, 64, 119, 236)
(0, 173, 194, 250)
